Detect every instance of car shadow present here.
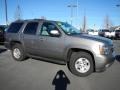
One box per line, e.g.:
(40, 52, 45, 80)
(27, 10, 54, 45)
(0, 48, 7, 54)
(115, 55, 120, 62)
(52, 70, 70, 90)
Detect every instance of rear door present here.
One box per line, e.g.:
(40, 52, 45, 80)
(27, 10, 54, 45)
(22, 22, 39, 55)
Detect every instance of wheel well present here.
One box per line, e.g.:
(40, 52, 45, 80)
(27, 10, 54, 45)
(67, 48, 95, 71)
(10, 41, 22, 49)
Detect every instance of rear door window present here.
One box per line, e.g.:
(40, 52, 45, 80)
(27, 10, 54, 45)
(23, 22, 38, 35)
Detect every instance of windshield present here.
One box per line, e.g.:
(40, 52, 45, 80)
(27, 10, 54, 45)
(57, 22, 81, 35)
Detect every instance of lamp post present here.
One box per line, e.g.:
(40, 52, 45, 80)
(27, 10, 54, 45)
(5, 0, 8, 25)
(67, 4, 77, 25)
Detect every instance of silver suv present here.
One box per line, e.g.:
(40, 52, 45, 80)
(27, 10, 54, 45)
(5, 19, 116, 77)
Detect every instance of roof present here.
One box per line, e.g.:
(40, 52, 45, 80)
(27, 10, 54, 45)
(14, 19, 59, 23)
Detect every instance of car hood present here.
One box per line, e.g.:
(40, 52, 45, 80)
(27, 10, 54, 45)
(71, 34, 112, 45)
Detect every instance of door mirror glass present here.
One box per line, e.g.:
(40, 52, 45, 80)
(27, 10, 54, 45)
(50, 30, 60, 37)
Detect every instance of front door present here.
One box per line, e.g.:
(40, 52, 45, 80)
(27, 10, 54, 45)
(37, 22, 65, 60)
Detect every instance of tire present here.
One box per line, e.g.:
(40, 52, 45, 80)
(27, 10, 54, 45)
(11, 44, 26, 61)
(68, 51, 94, 77)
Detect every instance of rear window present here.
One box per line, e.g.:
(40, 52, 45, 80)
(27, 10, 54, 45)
(7, 23, 23, 33)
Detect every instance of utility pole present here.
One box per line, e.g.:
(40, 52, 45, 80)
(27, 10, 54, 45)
(76, 0, 79, 19)
(82, 10, 87, 33)
(76, 0, 80, 29)
(82, 15, 87, 32)
(105, 15, 109, 29)
(15, 0, 22, 20)
(93, 24, 96, 31)
(116, 2, 120, 27)
(5, 0, 8, 25)
(67, 4, 77, 25)
(104, 15, 113, 29)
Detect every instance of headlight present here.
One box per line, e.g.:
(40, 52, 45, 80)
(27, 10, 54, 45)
(99, 45, 109, 55)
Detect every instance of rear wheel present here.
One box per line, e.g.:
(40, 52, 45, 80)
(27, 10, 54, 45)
(68, 51, 94, 77)
(12, 44, 26, 61)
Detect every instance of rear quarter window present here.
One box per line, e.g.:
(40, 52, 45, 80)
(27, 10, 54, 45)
(7, 22, 23, 33)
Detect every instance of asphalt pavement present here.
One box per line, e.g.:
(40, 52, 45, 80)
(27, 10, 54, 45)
(0, 40, 120, 90)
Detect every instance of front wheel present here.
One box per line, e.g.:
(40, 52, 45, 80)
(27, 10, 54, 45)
(68, 51, 94, 77)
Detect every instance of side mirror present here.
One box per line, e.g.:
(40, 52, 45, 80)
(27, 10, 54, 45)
(50, 30, 60, 37)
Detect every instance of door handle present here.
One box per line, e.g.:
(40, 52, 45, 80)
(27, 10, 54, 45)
(40, 38, 44, 41)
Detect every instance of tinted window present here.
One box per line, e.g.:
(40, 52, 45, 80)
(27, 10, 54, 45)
(102, 30, 109, 32)
(104, 30, 109, 32)
(24, 22, 38, 35)
(7, 23, 23, 33)
(116, 30, 120, 32)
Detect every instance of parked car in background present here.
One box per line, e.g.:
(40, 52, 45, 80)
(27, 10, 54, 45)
(99, 29, 110, 37)
(87, 29, 98, 36)
(98, 29, 106, 37)
(115, 30, 120, 39)
(109, 30, 115, 39)
(0, 25, 7, 43)
(98, 29, 115, 39)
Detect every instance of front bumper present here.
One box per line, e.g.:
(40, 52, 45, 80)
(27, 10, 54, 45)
(94, 52, 116, 72)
